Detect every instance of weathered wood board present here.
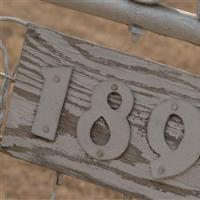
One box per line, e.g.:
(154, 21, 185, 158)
(1, 24, 200, 199)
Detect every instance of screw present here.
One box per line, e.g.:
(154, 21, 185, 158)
(158, 166, 165, 175)
(111, 84, 118, 91)
(43, 126, 49, 133)
(171, 103, 178, 111)
(53, 76, 60, 83)
(96, 150, 104, 157)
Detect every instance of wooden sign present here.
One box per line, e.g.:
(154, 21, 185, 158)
(1, 24, 200, 199)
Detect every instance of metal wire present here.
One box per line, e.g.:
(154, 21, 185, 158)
(0, 16, 28, 126)
(0, 16, 29, 26)
(50, 172, 64, 200)
(0, 40, 10, 126)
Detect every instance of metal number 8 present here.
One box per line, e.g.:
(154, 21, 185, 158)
(77, 81, 134, 160)
(148, 99, 200, 179)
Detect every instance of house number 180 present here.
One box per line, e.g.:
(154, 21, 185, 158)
(77, 80, 200, 179)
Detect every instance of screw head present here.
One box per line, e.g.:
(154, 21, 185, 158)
(158, 166, 165, 175)
(111, 84, 118, 91)
(171, 103, 178, 111)
(96, 150, 104, 158)
(43, 126, 49, 133)
(99, 118, 104, 123)
(53, 76, 60, 83)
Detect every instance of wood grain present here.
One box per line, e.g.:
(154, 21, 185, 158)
(1, 24, 200, 199)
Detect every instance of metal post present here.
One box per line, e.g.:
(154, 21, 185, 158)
(42, 0, 200, 47)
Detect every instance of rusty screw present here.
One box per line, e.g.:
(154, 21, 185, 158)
(171, 103, 178, 111)
(96, 150, 104, 158)
(158, 166, 166, 175)
(53, 76, 60, 83)
(43, 126, 49, 133)
(111, 84, 118, 91)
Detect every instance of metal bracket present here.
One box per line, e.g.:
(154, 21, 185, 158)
(31, 66, 72, 141)
(147, 99, 200, 179)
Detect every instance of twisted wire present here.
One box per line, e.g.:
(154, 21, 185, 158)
(0, 16, 28, 126)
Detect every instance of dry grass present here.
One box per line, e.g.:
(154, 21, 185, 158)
(0, 0, 200, 199)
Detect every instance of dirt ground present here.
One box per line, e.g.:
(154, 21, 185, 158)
(0, 0, 200, 199)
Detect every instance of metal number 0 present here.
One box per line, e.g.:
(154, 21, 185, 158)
(148, 99, 200, 179)
(77, 81, 134, 160)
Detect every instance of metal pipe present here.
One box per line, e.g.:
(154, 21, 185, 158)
(42, 0, 200, 47)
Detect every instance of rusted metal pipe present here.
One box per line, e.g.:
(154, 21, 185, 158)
(42, 0, 200, 47)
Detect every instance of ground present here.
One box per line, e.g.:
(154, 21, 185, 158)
(0, 0, 200, 199)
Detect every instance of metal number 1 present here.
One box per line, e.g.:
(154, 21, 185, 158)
(148, 99, 200, 179)
(31, 66, 72, 141)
